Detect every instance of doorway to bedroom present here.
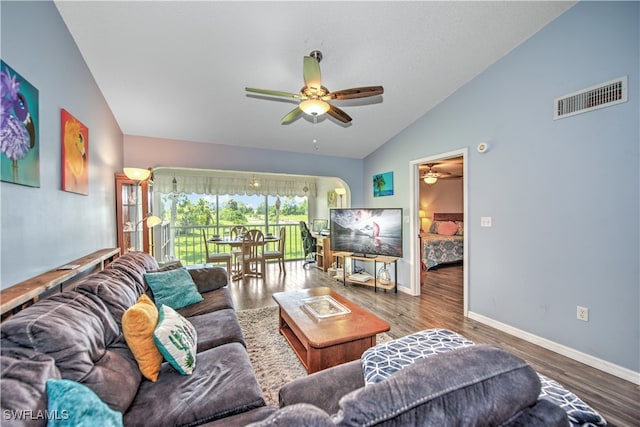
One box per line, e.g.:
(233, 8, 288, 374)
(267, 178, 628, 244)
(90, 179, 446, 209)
(411, 149, 467, 315)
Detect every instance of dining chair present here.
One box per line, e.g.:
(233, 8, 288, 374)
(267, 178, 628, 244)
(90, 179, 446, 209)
(264, 227, 286, 274)
(237, 229, 266, 278)
(201, 229, 232, 273)
(229, 225, 249, 272)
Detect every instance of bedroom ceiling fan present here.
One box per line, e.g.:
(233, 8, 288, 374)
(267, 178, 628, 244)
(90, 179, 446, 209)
(245, 50, 383, 124)
(421, 162, 462, 185)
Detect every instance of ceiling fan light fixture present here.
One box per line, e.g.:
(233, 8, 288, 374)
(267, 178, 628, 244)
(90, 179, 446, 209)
(423, 173, 438, 185)
(299, 99, 330, 116)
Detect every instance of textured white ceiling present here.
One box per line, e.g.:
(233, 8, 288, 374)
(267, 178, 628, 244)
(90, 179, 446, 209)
(55, 1, 575, 159)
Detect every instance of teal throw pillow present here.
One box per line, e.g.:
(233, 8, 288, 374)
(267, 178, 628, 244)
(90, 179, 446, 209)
(45, 379, 123, 427)
(144, 267, 203, 310)
(153, 304, 198, 375)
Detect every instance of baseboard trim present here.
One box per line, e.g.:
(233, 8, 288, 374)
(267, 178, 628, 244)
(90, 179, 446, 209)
(467, 311, 640, 385)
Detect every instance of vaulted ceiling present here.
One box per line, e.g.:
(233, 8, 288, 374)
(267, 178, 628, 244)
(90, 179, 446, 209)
(55, 1, 574, 159)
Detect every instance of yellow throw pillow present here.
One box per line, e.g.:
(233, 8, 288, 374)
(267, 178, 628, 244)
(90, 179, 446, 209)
(122, 294, 163, 382)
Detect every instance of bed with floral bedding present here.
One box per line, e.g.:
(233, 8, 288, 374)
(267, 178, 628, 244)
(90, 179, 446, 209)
(421, 213, 464, 270)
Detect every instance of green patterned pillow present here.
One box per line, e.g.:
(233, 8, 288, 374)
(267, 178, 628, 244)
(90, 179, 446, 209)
(153, 305, 198, 375)
(144, 267, 203, 310)
(46, 379, 123, 427)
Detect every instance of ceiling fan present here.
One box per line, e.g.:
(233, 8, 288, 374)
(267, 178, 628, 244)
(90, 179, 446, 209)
(245, 50, 383, 124)
(421, 162, 462, 185)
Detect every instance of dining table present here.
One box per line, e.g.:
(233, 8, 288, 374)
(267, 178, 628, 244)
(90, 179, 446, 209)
(207, 234, 279, 280)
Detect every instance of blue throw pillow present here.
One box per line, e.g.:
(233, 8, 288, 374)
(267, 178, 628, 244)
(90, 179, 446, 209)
(144, 267, 203, 310)
(46, 379, 123, 427)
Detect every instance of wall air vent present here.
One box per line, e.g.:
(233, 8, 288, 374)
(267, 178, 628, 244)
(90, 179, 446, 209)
(554, 76, 627, 120)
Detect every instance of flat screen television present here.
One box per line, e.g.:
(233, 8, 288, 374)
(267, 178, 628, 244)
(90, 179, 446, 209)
(330, 208, 403, 257)
(311, 219, 328, 233)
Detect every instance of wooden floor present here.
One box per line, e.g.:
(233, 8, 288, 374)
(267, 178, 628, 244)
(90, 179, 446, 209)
(229, 260, 640, 426)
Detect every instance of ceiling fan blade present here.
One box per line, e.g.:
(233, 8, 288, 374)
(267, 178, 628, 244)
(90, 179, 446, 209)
(281, 107, 303, 124)
(327, 105, 352, 123)
(303, 56, 322, 90)
(323, 86, 384, 100)
(245, 87, 300, 99)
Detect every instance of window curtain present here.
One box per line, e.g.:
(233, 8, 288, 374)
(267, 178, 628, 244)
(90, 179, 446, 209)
(152, 167, 317, 197)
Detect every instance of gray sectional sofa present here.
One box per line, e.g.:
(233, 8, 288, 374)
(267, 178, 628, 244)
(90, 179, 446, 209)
(1, 251, 568, 426)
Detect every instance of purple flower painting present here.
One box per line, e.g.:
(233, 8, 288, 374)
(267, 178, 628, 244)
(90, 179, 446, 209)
(1, 61, 39, 187)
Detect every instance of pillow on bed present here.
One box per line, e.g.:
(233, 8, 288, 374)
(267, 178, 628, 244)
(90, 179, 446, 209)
(455, 221, 464, 236)
(437, 221, 459, 236)
(428, 221, 440, 234)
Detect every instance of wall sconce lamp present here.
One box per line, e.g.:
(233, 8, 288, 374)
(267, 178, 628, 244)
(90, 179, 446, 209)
(123, 167, 151, 185)
(335, 187, 346, 207)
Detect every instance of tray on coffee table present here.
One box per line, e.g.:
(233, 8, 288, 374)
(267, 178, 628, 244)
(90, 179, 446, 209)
(301, 295, 351, 319)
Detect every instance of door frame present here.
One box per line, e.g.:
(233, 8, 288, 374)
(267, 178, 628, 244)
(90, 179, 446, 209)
(409, 148, 468, 315)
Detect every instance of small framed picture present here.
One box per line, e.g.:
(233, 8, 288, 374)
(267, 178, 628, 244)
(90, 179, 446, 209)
(61, 109, 89, 195)
(373, 171, 394, 197)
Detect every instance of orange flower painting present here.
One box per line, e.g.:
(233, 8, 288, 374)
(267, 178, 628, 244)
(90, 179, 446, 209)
(61, 109, 88, 195)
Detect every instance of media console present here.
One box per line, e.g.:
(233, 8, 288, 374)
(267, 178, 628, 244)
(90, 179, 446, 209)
(332, 252, 399, 293)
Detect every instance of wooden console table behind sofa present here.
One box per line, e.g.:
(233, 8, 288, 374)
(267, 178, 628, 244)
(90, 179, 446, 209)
(0, 248, 120, 320)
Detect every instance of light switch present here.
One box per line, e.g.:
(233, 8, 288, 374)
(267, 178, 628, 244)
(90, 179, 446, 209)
(480, 217, 492, 227)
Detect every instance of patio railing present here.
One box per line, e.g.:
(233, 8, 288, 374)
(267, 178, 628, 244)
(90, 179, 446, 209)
(156, 223, 307, 266)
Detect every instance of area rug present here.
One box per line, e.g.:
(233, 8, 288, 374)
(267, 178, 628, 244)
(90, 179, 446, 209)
(236, 305, 392, 406)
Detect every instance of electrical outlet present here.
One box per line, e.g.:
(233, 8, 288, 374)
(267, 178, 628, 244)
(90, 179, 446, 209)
(577, 306, 589, 322)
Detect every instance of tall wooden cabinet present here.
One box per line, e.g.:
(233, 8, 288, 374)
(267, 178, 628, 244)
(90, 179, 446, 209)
(115, 173, 152, 254)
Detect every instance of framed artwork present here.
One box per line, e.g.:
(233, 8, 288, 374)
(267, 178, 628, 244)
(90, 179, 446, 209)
(373, 171, 394, 197)
(61, 109, 89, 195)
(1, 61, 40, 187)
(327, 190, 337, 208)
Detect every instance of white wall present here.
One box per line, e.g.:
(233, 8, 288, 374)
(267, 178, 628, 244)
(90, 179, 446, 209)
(363, 2, 639, 374)
(1, 1, 123, 288)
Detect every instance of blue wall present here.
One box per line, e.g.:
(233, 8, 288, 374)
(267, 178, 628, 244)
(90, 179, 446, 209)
(1, 1, 123, 287)
(364, 1, 639, 372)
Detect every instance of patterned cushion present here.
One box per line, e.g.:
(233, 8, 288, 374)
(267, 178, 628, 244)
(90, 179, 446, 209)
(361, 329, 606, 427)
(362, 329, 474, 384)
(46, 379, 123, 427)
(144, 267, 203, 310)
(153, 305, 198, 375)
(122, 295, 163, 382)
(538, 374, 607, 426)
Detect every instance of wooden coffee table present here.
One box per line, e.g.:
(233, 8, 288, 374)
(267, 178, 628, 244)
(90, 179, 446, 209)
(272, 287, 390, 374)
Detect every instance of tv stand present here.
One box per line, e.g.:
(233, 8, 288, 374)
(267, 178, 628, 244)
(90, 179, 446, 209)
(332, 252, 398, 293)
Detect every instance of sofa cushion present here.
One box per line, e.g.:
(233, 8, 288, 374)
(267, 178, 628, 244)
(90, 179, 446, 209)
(46, 379, 123, 427)
(153, 305, 198, 375)
(333, 345, 541, 427)
(189, 309, 246, 352)
(108, 252, 159, 295)
(122, 295, 163, 381)
(75, 267, 142, 328)
(178, 286, 235, 317)
(186, 266, 229, 293)
(0, 344, 61, 427)
(125, 343, 266, 426)
(0, 292, 141, 414)
(144, 267, 203, 310)
(246, 404, 334, 426)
